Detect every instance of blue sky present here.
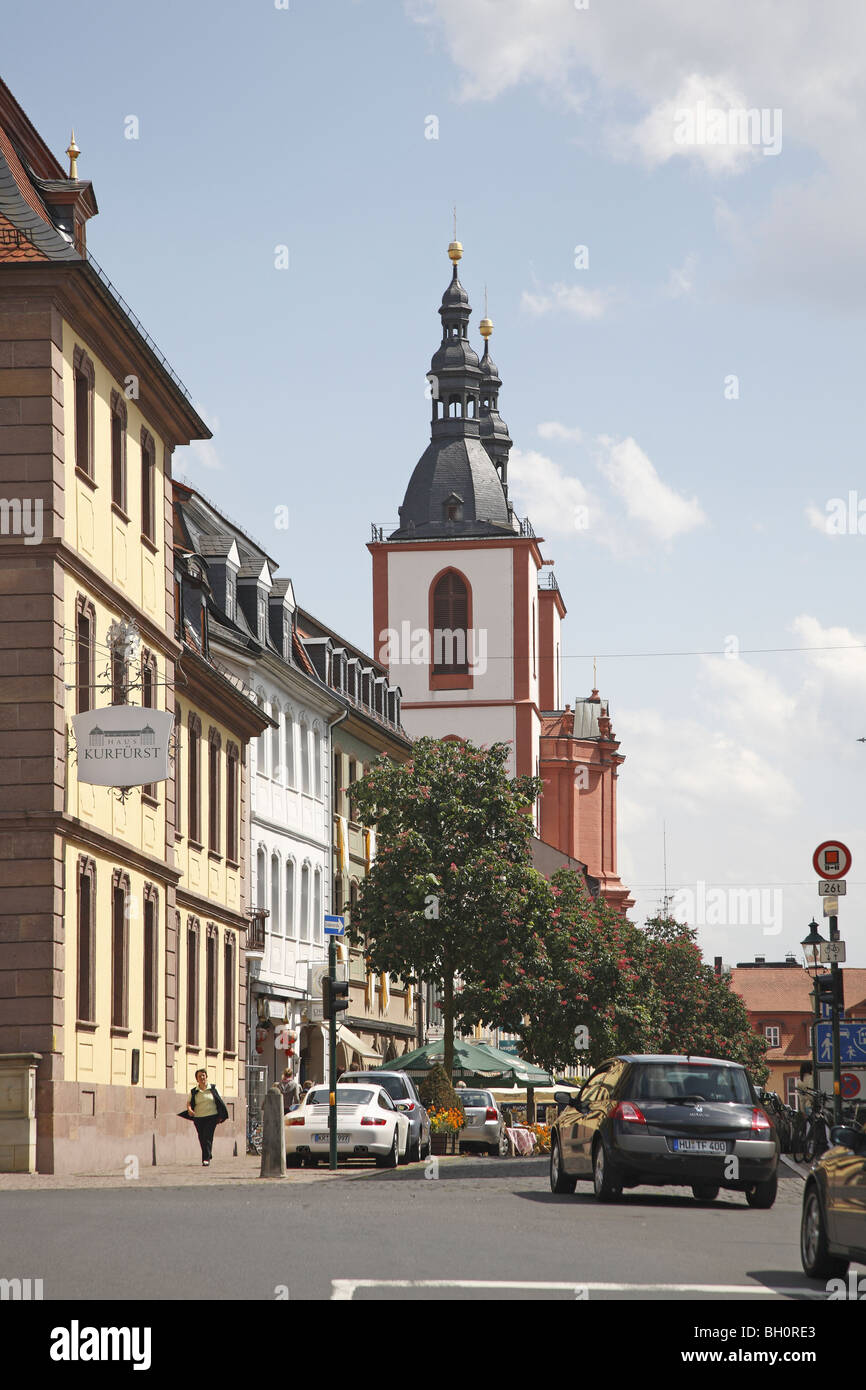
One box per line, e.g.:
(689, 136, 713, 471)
(7, 0, 866, 965)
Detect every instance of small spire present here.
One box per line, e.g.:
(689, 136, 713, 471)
(479, 283, 492, 340)
(448, 204, 462, 263)
(66, 130, 80, 180)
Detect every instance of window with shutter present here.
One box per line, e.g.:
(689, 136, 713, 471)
(432, 571, 469, 673)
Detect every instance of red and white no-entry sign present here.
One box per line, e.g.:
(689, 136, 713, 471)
(812, 841, 852, 880)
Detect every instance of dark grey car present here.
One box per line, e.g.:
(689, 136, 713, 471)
(338, 1070, 431, 1161)
(550, 1054, 779, 1206)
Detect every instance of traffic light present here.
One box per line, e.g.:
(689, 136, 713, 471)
(322, 977, 350, 1018)
(813, 971, 844, 1013)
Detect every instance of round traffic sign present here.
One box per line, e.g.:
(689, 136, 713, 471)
(813, 840, 852, 880)
(841, 1073, 861, 1100)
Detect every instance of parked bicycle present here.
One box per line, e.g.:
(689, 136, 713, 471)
(792, 1089, 833, 1164)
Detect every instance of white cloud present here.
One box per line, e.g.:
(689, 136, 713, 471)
(537, 421, 583, 444)
(521, 282, 609, 319)
(666, 252, 697, 298)
(625, 73, 760, 172)
(507, 447, 598, 538)
(596, 435, 706, 545)
(410, 0, 866, 302)
(791, 614, 866, 690)
(805, 502, 831, 535)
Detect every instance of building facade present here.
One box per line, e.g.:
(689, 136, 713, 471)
(0, 78, 251, 1171)
(296, 608, 417, 1067)
(370, 242, 632, 914)
(173, 481, 343, 1124)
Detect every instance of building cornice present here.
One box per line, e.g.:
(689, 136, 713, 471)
(178, 647, 271, 739)
(4, 810, 183, 886)
(0, 263, 209, 446)
(175, 887, 250, 933)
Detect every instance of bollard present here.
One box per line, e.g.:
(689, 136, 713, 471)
(259, 1087, 287, 1179)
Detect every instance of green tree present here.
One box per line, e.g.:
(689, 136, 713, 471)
(349, 737, 547, 1077)
(639, 915, 769, 1083)
(460, 868, 651, 1072)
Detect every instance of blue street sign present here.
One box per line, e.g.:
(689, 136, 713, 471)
(324, 914, 345, 936)
(815, 1021, 866, 1066)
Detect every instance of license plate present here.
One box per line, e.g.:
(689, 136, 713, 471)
(672, 1139, 726, 1154)
(313, 1133, 350, 1143)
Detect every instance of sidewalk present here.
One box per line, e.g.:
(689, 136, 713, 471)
(0, 1153, 380, 1191)
(0, 1151, 470, 1192)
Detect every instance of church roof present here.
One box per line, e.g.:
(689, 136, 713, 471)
(393, 436, 513, 539)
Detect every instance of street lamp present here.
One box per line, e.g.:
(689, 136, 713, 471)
(800, 920, 826, 976)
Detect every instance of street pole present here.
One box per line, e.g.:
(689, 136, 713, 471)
(829, 914, 842, 1126)
(328, 932, 337, 1171)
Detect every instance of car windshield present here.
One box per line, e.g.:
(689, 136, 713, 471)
(343, 1074, 407, 1101)
(459, 1092, 491, 1108)
(628, 1064, 752, 1105)
(307, 1088, 374, 1106)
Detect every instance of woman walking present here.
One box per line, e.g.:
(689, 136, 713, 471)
(186, 1068, 229, 1166)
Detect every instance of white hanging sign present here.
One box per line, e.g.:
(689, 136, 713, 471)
(72, 707, 174, 787)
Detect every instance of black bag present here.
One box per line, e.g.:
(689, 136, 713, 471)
(178, 1110, 194, 1122)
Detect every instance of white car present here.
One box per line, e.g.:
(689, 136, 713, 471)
(285, 1083, 411, 1167)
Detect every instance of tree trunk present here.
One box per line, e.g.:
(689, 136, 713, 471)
(443, 968, 454, 1081)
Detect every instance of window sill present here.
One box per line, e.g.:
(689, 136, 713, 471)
(223, 1051, 237, 1060)
(75, 466, 97, 491)
(186, 1044, 200, 1053)
(188, 839, 203, 853)
(76, 1019, 98, 1032)
(141, 792, 159, 808)
(140, 533, 159, 555)
(111, 501, 130, 524)
(208, 850, 222, 863)
(110, 1026, 131, 1037)
(142, 1031, 159, 1043)
(226, 859, 239, 872)
(429, 670, 473, 690)
(206, 1048, 219, 1058)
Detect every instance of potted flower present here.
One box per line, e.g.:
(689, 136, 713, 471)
(419, 1064, 466, 1155)
(427, 1106, 465, 1155)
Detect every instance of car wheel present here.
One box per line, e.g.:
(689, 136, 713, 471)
(592, 1141, 622, 1203)
(376, 1129, 399, 1169)
(399, 1129, 411, 1165)
(420, 1130, 431, 1161)
(496, 1127, 510, 1158)
(549, 1136, 577, 1194)
(746, 1173, 778, 1208)
(409, 1135, 421, 1163)
(691, 1184, 719, 1201)
(800, 1185, 848, 1279)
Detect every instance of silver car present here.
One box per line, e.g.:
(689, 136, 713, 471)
(338, 1070, 431, 1162)
(457, 1089, 510, 1157)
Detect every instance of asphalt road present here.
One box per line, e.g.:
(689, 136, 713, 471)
(0, 1155, 859, 1302)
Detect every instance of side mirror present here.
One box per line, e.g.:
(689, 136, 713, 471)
(554, 1090, 582, 1110)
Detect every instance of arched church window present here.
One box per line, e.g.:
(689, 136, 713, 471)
(431, 571, 469, 674)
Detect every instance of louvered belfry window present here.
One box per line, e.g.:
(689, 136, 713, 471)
(432, 571, 469, 673)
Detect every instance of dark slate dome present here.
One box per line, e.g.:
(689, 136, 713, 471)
(392, 437, 513, 539)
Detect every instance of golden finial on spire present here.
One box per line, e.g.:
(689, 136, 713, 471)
(479, 283, 493, 339)
(448, 203, 462, 262)
(66, 130, 80, 180)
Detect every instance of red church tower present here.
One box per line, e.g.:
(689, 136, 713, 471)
(370, 241, 632, 914)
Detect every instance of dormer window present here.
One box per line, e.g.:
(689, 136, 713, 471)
(225, 575, 235, 621)
(283, 614, 291, 661)
(257, 595, 266, 643)
(444, 493, 463, 524)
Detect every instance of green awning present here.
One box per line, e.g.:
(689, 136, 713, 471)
(377, 1037, 551, 1086)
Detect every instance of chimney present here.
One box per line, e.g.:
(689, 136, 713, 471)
(755, 954, 765, 966)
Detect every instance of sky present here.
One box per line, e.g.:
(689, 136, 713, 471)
(6, 0, 866, 967)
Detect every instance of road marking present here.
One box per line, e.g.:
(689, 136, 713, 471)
(330, 1279, 826, 1300)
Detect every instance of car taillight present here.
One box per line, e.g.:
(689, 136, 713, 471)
(361, 1117, 387, 1126)
(485, 1108, 498, 1121)
(750, 1107, 771, 1137)
(613, 1101, 647, 1125)
(286, 1117, 305, 1126)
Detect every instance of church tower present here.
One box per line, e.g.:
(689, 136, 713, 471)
(369, 242, 632, 913)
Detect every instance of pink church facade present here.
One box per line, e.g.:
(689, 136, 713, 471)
(370, 243, 632, 915)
